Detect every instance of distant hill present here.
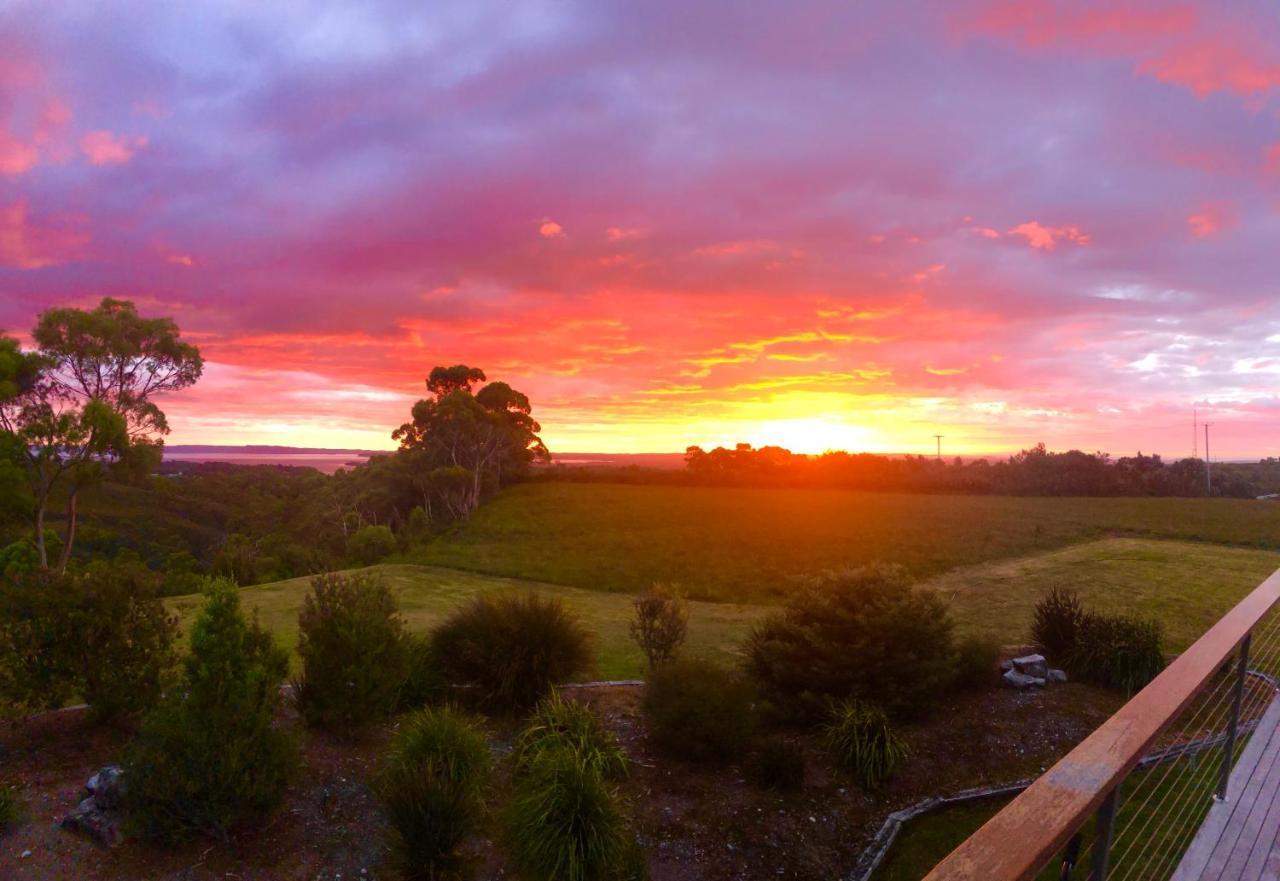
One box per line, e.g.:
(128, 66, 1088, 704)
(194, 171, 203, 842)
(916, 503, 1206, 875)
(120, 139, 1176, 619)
(166, 444, 385, 456)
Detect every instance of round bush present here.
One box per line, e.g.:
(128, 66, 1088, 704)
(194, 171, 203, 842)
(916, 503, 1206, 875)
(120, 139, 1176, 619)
(125, 580, 296, 841)
(822, 700, 905, 790)
(748, 738, 806, 792)
(431, 592, 593, 712)
(397, 633, 447, 712)
(376, 706, 491, 880)
(503, 748, 643, 881)
(1069, 612, 1165, 693)
(642, 658, 756, 763)
(349, 524, 397, 565)
(744, 564, 955, 722)
(952, 634, 1002, 691)
(294, 571, 410, 733)
(513, 693, 628, 781)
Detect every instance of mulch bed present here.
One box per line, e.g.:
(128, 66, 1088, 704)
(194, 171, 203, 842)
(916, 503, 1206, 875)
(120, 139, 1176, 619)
(0, 681, 1123, 881)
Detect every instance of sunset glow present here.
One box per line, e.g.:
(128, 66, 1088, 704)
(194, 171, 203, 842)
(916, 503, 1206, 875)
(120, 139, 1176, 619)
(3, 1, 1279, 457)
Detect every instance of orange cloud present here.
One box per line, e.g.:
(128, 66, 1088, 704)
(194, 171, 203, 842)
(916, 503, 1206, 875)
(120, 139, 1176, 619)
(1008, 221, 1090, 250)
(80, 130, 148, 165)
(606, 226, 644, 241)
(538, 219, 564, 238)
(1186, 202, 1237, 239)
(167, 254, 194, 267)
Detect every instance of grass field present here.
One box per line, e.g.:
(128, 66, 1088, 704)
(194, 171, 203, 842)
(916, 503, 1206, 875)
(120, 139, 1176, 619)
(410, 483, 1280, 603)
(168, 563, 768, 679)
(172, 537, 1280, 679)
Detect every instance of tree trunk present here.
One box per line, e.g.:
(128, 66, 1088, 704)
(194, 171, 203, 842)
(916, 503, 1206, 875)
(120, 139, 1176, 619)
(56, 488, 78, 574)
(34, 496, 49, 569)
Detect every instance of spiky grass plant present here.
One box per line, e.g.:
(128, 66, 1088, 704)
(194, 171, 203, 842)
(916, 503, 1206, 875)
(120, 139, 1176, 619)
(376, 707, 492, 880)
(503, 748, 643, 881)
(1032, 586, 1085, 662)
(822, 700, 906, 790)
(512, 693, 629, 781)
(0, 784, 21, 832)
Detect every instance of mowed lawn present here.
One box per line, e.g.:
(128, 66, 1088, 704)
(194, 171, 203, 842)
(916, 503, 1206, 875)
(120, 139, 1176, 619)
(170, 538, 1280, 679)
(410, 483, 1280, 603)
(167, 564, 768, 680)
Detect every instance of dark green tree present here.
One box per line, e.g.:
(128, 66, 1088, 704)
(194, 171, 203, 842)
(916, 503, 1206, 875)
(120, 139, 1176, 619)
(0, 299, 203, 570)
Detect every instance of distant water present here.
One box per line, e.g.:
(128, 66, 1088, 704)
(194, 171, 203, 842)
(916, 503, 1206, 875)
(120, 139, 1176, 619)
(163, 451, 371, 474)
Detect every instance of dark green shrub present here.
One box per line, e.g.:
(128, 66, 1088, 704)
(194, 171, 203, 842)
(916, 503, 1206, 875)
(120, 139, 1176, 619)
(748, 738, 806, 792)
(349, 524, 397, 565)
(628, 584, 687, 670)
(504, 749, 644, 881)
(1069, 612, 1165, 693)
(822, 700, 905, 790)
(375, 706, 491, 880)
(398, 633, 447, 711)
(744, 564, 955, 722)
(1032, 587, 1084, 661)
(514, 693, 628, 781)
(952, 634, 1002, 691)
(432, 592, 593, 712)
(294, 571, 410, 733)
(0, 784, 20, 832)
(642, 658, 755, 763)
(125, 579, 296, 841)
(0, 562, 176, 722)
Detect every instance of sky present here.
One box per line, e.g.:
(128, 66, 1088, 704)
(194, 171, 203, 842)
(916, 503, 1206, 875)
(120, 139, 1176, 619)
(1, 0, 1279, 458)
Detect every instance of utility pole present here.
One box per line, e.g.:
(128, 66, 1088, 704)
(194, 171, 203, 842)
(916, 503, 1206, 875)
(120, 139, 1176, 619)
(1204, 423, 1212, 496)
(934, 435, 944, 462)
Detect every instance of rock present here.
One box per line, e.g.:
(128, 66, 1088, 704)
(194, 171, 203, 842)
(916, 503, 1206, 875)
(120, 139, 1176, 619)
(61, 797, 123, 848)
(85, 765, 125, 810)
(1011, 654, 1048, 679)
(20, 850, 32, 859)
(999, 660, 1014, 672)
(1048, 668, 1068, 683)
(1002, 669, 1045, 689)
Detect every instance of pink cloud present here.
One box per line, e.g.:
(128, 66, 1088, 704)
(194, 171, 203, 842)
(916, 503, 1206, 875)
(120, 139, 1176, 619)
(79, 130, 147, 165)
(538, 219, 564, 238)
(0, 200, 87, 269)
(1186, 202, 1237, 239)
(1008, 221, 1090, 250)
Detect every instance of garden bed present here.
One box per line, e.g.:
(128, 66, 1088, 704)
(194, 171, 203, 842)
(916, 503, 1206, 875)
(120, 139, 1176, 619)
(0, 680, 1122, 881)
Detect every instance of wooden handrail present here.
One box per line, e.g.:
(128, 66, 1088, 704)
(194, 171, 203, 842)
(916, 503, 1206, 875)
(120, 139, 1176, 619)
(923, 567, 1280, 881)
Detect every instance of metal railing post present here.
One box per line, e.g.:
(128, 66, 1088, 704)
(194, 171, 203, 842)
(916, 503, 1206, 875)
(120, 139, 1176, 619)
(1215, 632, 1251, 801)
(1089, 786, 1120, 880)
(1059, 832, 1082, 881)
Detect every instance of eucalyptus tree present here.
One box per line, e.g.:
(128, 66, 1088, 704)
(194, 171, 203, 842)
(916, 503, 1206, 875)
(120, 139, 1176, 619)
(0, 298, 203, 571)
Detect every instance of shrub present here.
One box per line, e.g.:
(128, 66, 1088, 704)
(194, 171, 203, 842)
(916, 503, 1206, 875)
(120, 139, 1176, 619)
(375, 706, 491, 880)
(822, 700, 906, 790)
(628, 584, 687, 670)
(1032, 587, 1085, 661)
(748, 738, 806, 792)
(514, 693, 628, 781)
(431, 592, 593, 712)
(1069, 612, 1165, 693)
(398, 633, 447, 711)
(126, 579, 297, 841)
(504, 748, 644, 881)
(294, 571, 410, 733)
(349, 524, 397, 565)
(744, 564, 955, 722)
(0, 561, 176, 722)
(0, 784, 20, 832)
(952, 634, 1002, 691)
(642, 658, 755, 763)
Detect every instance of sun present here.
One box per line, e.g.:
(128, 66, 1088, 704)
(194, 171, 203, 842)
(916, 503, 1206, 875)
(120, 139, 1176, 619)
(743, 418, 879, 455)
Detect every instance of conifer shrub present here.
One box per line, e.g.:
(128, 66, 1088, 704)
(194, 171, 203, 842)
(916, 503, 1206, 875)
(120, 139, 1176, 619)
(398, 633, 447, 711)
(1069, 612, 1165, 693)
(951, 634, 1003, 691)
(513, 693, 629, 781)
(822, 700, 905, 790)
(1032, 587, 1085, 661)
(642, 658, 755, 763)
(748, 737, 806, 792)
(744, 564, 955, 722)
(125, 579, 296, 841)
(431, 593, 593, 712)
(628, 584, 687, 670)
(294, 571, 410, 733)
(375, 706, 491, 880)
(503, 748, 646, 881)
(0, 784, 20, 832)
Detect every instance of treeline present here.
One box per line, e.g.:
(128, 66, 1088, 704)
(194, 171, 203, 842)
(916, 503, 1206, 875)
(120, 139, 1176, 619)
(677, 443, 1267, 497)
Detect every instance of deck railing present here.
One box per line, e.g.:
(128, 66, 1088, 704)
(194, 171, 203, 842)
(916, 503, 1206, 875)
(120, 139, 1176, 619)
(923, 567, 1280, 881)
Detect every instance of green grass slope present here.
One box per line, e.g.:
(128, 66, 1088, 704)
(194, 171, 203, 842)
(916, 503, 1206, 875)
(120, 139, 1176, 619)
(411, 483, 1280, 603)
(171, 538, 1280, 680)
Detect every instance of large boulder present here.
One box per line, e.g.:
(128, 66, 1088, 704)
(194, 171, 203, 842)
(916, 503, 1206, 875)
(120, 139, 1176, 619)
(61, 797, 123, 848)
(1002, 669, 1045, 689)
(1010, 654, 1049, 679)
(86, 765, 125, 810)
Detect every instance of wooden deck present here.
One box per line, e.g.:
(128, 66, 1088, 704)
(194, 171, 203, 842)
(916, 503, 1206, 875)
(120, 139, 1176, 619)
(1170, 693, 1280, 881)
